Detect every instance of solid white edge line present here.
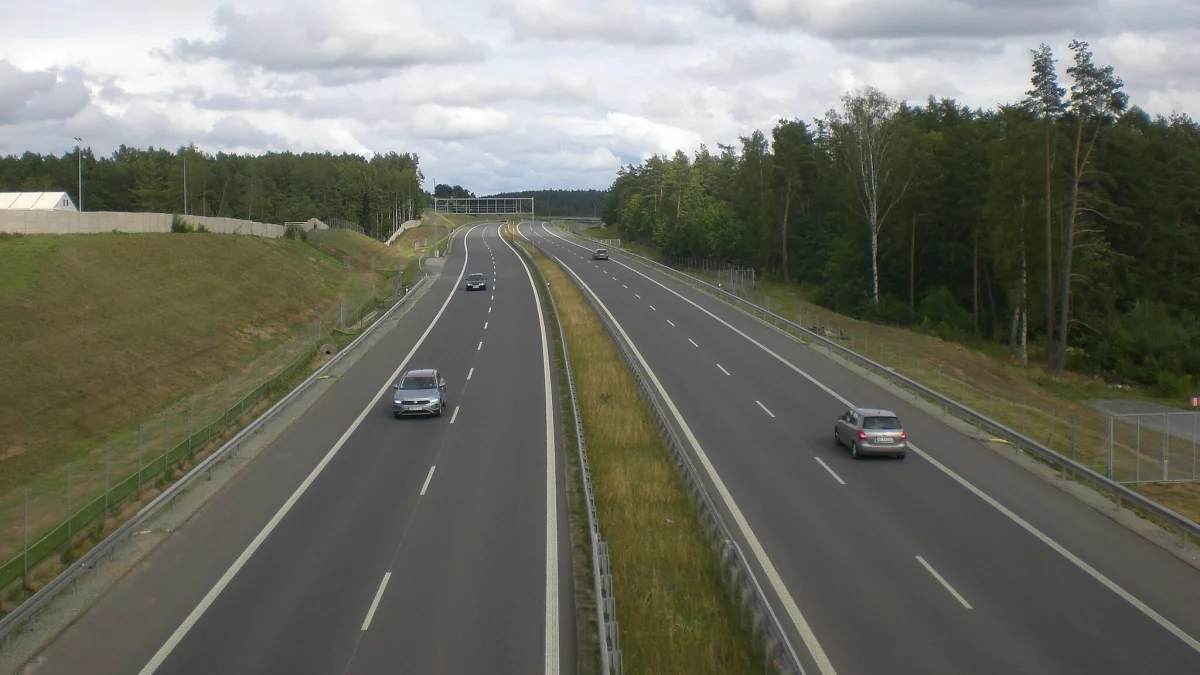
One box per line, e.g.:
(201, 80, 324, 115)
(449, 406, 460, 424)
(916, 556, 973, 610)
(138, 223, 483, 675)
(360, 572, 392, 630)
(717, 363, 731, 376)
(467, 367, 474, 380)
(419, 465, 436, 496)
(541, 223, 1200, 658)
(814, 457, 846, 486)
(756, 400, 776, 418)
(538, 239, 827, 675)
(502, 222, 560, 675)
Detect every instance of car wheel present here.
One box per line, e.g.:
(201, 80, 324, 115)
(851, 441, 861, 459)
(834, 428, 841, 447)
(435, 403, 443, 417)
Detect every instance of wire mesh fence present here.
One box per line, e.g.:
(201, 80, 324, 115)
(1108, 413, 1200, 483)
(667, 256, 757, 295)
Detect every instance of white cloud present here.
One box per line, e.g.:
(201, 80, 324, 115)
(0, 0, 1197, 194)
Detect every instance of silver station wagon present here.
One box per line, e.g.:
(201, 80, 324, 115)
(834, 407, 907, 459)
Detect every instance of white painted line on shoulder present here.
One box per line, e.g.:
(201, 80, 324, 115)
(814, 457, 846, 485)
(361, 572, 392, 630)
(420, 465, 437, 495)
(756, 400, 775, 418)
(717, 363, 730, 376)
(137, 224, 484, 675)
(467, 367, 474, 380)
(667, 319, 675, 327)
(500, 224, 561, 675)
(450, 406, 460, 424)
(688, 338, 698, 347)
(916, 556, 972, 609)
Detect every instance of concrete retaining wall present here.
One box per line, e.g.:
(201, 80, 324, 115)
(0, 210, 288, 238)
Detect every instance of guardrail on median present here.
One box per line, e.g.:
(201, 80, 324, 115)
(0, 271, 433, 647)
(525, 227, 805, 675)
(556, 225, 1200, 551)
(509, 225, 622, 675)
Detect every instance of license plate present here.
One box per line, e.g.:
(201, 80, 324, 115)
(876, 437, 893, 444)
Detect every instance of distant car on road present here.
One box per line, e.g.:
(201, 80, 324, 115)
(834, 407, 907, 459)
(393, 368, 448, 417)
(464, 272, 487, 291)
(593, 248, 609, 260)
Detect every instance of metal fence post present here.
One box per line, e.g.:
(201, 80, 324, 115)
(23, 488, 28, 585)
(1071, 416, 1077, 462)
(164, 410, 171, 476)
(137, 423, 144, 485)
(1162, 412, 1169, 481)
(1049, 407, 1056, 449)
(189, 396, 195, 452)
(1107, 415, 1114, 480)
(105, 442, 111, 517)
(67, 461, 72, 539)
(1193, 414, 1197, 481)
(1136, 416, 1141, 482)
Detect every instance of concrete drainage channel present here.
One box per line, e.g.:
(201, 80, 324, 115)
(0, 272, 436, 672)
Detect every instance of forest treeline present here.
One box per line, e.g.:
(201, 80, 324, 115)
(600, 40, 1200, 395)
(484, 189, 606, 217)
(0, 147, 425, 240)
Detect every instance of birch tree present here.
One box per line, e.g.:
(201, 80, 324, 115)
(828, 87, 911, 305)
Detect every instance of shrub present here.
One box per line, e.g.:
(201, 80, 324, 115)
(170, 215, 194, 233)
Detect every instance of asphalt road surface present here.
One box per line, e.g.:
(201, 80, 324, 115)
(26, 223, 572, 675)
(520, 221, 1200, 675)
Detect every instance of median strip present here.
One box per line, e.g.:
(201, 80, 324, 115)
(517, 237, 757, 673)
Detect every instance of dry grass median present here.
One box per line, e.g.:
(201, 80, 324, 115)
(520, 237, 756, 674)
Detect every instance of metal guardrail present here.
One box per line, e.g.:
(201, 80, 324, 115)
(558, 226, 1200, 550)
(526, 228, 804, 675)
(0, 272, 433, 645)
(509, 225, 622, 674)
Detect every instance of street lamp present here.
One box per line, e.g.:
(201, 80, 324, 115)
(73, 137, 83, 211)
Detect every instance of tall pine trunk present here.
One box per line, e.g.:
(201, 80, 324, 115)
(781, 165, 793, 283)
(973, 230, 980, 333)
(1043, 117, 1056, 369)
(910, 210, 917, 314)
(1058, 119, 1099, 374)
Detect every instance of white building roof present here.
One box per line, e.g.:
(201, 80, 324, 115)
(0, 191, 78, 211)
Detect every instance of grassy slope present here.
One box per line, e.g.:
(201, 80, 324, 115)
(585, 226, 1200, 524)
(0, 230, 406, 565)
(522, 236, 756, 674)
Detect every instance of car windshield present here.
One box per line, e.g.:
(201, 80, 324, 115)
(468, 273, 484, 280)
(400, 376, 436, 390)
(863, 416, 902, 430)
(597, 249, 607, 254)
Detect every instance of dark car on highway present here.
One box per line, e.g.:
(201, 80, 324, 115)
(592, 248, 608, 260)
(464, 272, 487, 291)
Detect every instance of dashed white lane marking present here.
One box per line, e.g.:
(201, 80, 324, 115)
(361, 572, 392, 630)
(667, 319, 675, 327)
(717, 363, 730, 376)
(814, 457, 846, 485)
(478, 341, 483, 351)
(756, 400, 775, 418)
(467, 367, 474, 380)
(649, 305, 656, 311)
(916, 556, 973, 609)
(450, 406, 460, 424)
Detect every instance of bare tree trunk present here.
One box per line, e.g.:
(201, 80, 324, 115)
(1020, 221, 1029, 365)
(910, 210, 917, 314)
(870, 201, 881, 305)
(1043, 117, 1056, 369)
(780, 166, 793, 283)
(1058, 120, 1097, 373)
(1010, 306, 1020, 360)
(973, 230, 980, 333)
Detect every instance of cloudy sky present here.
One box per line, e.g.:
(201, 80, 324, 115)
(2, 0, 1198, 194)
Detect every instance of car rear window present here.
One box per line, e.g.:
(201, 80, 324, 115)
(863, 416, 902, 430)
(597, 249, 606, 253)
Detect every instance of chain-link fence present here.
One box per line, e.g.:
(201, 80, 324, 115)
(1108, 412, 1200, 483)
(0, 258, 418, 604)
(667, 256, 757, 295)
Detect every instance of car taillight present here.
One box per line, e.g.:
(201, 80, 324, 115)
(857, 430, 868, 441)
(900, 431, 907, 441)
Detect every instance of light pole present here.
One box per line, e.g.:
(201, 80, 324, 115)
(73, 137, 83, 211)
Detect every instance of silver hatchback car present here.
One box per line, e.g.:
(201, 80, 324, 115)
(393, 368, 448, 417)
(834, 407, 907, 459)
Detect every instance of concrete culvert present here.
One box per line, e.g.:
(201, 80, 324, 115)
(320, 343, 338, 357)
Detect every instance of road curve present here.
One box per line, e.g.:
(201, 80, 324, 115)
(521, 221, 1200, 675)
(25, 223, 573, 675)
